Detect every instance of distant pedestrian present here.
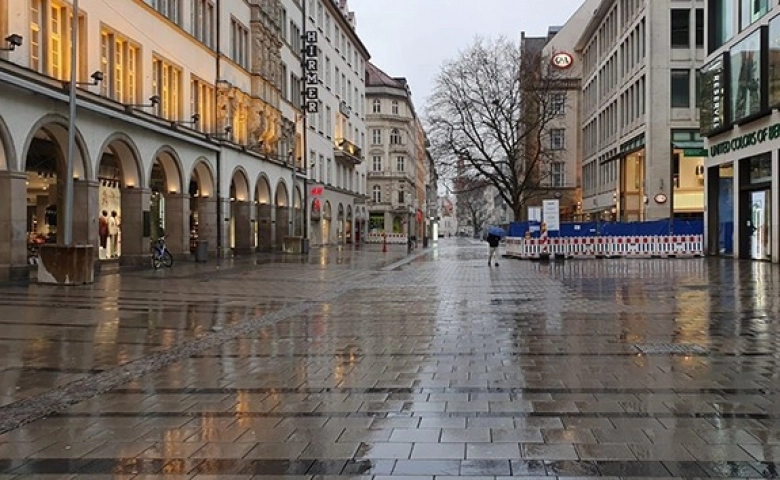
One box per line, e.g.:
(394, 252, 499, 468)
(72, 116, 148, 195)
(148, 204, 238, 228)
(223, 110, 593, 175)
(487, 232, 500, 266)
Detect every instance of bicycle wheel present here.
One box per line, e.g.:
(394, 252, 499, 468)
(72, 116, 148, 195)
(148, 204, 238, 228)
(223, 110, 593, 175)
(161, 250, 173, 267)
(151, 254, 162, 269)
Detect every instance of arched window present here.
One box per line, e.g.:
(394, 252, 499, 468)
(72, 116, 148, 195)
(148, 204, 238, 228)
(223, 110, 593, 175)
(372, 185, 382, 203)
(372, 99, 381, 113)
(392, 100, 399, 115)
(390, 128, 402, 145)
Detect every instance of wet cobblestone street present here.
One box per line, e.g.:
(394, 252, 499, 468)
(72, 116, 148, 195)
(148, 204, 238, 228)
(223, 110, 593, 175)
(0, 238, 779, 479)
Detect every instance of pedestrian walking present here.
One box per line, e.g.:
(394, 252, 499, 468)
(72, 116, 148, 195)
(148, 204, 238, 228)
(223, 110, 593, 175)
(487, 232, 500, 266)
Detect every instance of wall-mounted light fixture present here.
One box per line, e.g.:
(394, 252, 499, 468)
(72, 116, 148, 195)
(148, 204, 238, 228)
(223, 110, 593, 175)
(77, 70, 104, 86)
(206, 125, 232, 140)
(124, 95, 160, 112)
(0, 34, 23, 51)
(172, 113, 200, 128)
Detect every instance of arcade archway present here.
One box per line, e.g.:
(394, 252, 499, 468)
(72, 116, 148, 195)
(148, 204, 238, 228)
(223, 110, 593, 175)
(229, 169, 251, 252)
(255, 176, 273, 251)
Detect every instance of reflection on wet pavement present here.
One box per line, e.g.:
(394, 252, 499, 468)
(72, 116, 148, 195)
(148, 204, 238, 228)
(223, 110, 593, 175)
(0, 239, 779, 478)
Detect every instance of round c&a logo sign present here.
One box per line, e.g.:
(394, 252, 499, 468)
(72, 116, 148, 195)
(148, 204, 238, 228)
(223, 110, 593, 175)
(551, 52, 574, 69)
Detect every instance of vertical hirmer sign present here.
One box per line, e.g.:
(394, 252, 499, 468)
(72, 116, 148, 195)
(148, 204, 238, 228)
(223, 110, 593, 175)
(304, 31, 319, 113)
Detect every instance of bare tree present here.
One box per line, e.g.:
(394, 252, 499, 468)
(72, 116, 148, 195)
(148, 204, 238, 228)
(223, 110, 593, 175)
(426, 36, 566, 221)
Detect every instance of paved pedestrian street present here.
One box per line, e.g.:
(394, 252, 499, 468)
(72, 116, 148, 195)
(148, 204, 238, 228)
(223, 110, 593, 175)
(0, 239, 779, 479)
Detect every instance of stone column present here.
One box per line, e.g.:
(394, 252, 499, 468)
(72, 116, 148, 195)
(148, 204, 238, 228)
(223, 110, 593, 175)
(0, 171, 29, 282)
(219, 197, 231, 257)
(163, 193, 189, 257)
(275, 206, 290, 250)
(197, 197, 218, 255)
(119, 187, 150, 266)
(233, 200, 252, 254)
(73, 179, 98, 254)
(256, 203, 273, 252)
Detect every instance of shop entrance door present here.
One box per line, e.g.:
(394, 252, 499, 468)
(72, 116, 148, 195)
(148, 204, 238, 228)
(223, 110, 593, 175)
(749, 190, 771, 260)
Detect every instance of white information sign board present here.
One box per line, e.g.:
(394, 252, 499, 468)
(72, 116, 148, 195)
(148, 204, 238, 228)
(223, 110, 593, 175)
(542, 199, 560, 231)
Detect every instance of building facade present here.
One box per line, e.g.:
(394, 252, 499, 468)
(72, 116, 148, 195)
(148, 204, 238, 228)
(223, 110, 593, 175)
(701, 0, 780, 262)
(576, 0, 706, 223)
(304, 0, 369, 246)
(0, 0, 375, 281)
(0, 0, 311, 282)
(537, 0, 602, 222)
(365, 62, 424, 239)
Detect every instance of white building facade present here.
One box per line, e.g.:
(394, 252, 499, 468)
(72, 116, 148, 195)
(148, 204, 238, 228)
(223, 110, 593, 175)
(701, 1, 780, 262)
(0, 0, 375, 281)
(539, 0, 601, 222)
(365, 63, 422, 238)
(576, 0, 706, 223)
(304, 0, 369, 246)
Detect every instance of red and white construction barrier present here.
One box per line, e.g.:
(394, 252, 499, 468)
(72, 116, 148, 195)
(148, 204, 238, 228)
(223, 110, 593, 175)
(505, 235, 703, 260)
(366, 233, 408, 244)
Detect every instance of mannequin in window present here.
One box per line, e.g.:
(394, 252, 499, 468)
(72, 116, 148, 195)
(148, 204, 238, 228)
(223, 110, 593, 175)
(99, 210, 109, 259)
(108, 210, 120, 258)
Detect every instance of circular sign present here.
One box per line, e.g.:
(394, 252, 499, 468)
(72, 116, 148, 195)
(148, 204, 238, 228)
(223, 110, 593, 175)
(654, 193, 668, 204)
(551, 52, 574, 69)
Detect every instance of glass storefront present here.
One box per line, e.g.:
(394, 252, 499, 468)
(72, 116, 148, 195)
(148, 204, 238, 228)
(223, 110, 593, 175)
(369, 213, 383, 233)
(717, 164, 734, 255)
(98, 183, 122, 259)
(730, 30, 762, 122)
(749, 189, 771, 260)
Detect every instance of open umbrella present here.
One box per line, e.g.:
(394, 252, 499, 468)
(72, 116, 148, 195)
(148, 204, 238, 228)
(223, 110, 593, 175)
(487, 226, 506, 237)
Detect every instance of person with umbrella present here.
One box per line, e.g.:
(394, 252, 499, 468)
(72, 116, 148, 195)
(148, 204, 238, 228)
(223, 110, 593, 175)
(486, 226, 505, 267)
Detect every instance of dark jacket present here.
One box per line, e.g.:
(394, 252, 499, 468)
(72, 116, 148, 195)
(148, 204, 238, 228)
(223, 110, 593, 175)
(487, 233, 500, 248)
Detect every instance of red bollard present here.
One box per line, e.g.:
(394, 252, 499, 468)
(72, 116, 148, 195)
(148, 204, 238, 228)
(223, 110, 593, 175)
(382, 233, 387, 253)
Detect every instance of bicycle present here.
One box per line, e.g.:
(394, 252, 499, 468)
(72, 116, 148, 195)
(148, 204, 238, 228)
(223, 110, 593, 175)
(151, 236, 174, 269)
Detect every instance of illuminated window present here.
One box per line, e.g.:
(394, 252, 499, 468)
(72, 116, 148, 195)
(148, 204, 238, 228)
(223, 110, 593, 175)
(190, 76, 214, 132)
(152, 56, 182, 120)
(29, 0, 83, 81)
(101, 29, 139, 104)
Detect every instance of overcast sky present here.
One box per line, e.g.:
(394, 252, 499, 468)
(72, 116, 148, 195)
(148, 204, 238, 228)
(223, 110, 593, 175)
(349, 0, 583, 111)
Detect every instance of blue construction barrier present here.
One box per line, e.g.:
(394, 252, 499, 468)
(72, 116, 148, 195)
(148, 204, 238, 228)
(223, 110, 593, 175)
(509, 219, 703, 239)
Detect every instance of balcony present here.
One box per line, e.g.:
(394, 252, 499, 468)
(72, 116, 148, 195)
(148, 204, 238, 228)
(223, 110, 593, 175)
(334, 138, 362, 165)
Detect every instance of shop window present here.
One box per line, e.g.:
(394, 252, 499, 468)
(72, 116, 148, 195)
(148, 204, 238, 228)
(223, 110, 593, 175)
(671, 69, 690, 107)
(699, 55, 727, 134)
(671, 9, 690, 48)
(729, 30, 762, 123)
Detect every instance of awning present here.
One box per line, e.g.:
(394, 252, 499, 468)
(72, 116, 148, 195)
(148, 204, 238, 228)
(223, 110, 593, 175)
(672, 140, 707, 157)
